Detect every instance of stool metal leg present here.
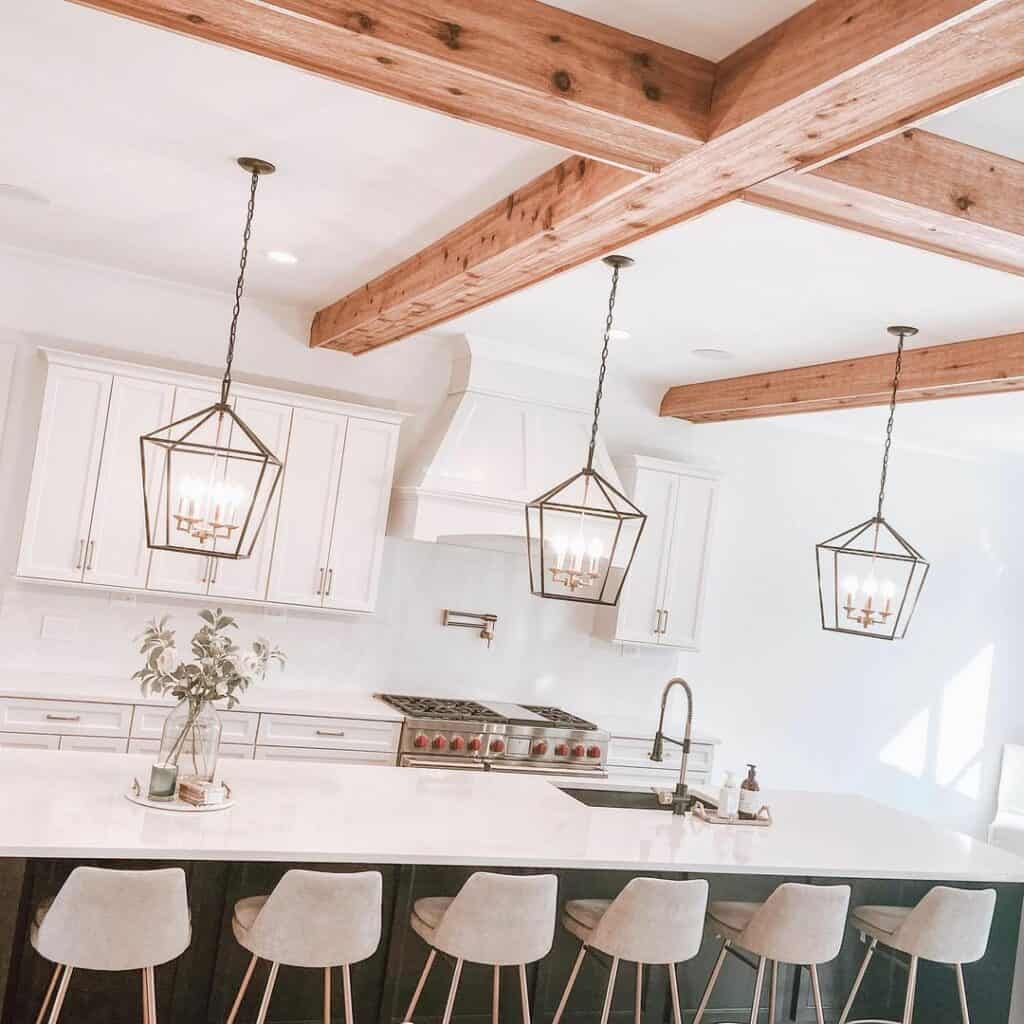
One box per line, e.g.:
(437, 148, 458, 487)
(693, 940, 730, 1024)
(226, 953, 259, 1024)
(552, 944, 587, 1024)
(809, 965, 824, 1024)
(145, 965, 158, 1024)
(406, 949, 437, 1021)
(769, 961, 778, 1024)
(34, 963, 62, 1024)
(634, 963, 642, 1024)
(324, 966, 331, 1024)
(518, 964, 530, 1024)
(668, 963, 682, 1024)
(902, 956, 919, 1024)
(493, 966, 500, 1024)
(838, 939, 876, 1024)
(343, 964, 354, 1024)
(599, 958, 619, 1024)
(255, 961, 280, 1024)
(749, 957, 766, 1024)
(955, 964, 970, 1024)
(46, 965, 72, 1024)
(441, 958, 464, 1024)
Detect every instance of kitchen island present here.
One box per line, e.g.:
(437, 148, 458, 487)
(1, 750, 1022, 1023)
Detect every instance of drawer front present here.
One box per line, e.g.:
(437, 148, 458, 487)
(60, 735, 128, 754)
(256, 714, 399, 753)
(130, 705, 260, 744)
(128, 738, 254, 760)
(0, 731, 61, 751)
(254, 745, 395, 766)
(0, 698, 133, 737)
(609, 735, 714, 772)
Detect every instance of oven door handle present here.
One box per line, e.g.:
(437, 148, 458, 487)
(489, 761, 608, 778)
(401, 756, 486, 771)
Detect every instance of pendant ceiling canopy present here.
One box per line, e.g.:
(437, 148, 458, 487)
(141, 158, 284, 560)
(816, 326, 929, 640)
(526, 255, 646, 606)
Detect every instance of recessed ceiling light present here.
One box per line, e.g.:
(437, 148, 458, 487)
(266, 250, 298, 265)
(692, 347, 734, 361)
(609, 328, 631, 341)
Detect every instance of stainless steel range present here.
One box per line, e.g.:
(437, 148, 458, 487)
(376, 694, 609, 779)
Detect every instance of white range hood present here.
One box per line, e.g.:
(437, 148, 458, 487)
(389, 335, 624, 551)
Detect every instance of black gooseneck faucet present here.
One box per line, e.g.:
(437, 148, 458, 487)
(650, 676, 694, 816)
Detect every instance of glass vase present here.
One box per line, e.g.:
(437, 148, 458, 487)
(157, 697, 222, 784)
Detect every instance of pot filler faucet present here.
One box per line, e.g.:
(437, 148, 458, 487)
(649, 676, 694, 816)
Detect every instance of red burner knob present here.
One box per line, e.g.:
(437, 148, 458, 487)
(468, 737, 483, 752)
(554, 743, 569, 757)
(571, 743, 585, 758)
(450, 736, 466, 752)
(490, 738, 506, 754)
(533, 740, 549, 755)
(432, 735, 448, 750)
(413, 734, 429, 749)
(587, 745, 602, 759)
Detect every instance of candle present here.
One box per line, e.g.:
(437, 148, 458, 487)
(842, 575, 858, 608)
(570, 534, 585, 572)
(587, 537, 603, 574)
(147, 761, 178, 801)
(552, 535, 568, 570)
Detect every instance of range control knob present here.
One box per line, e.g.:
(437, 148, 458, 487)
(432, 735, 448, 750)
(554, 743, 569, 757)
(571, 743, 586, 758)
(450, 736, 466, 752)
(490, 738, 506, 754)
(413, 734, 429, 749)
(587, 745, 602, 759)
(468, 737, 483, 752)
(533, 740, 548, 756)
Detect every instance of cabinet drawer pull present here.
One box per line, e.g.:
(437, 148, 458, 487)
(75, 539, 85, 570)
(325, 568, 334, 597)
(316, 568, 325, 596)
(85, 540, 96, 571)
(45, 713, 81, 722)
(654, 609, 664, 634)
(315, 728, 346, 737)
(661, 609, 669, 634)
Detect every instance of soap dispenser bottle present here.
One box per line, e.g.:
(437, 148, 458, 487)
(739, 764, 760, 820)
(718, 771, 740, 819)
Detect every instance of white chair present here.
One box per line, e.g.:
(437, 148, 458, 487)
(226, 869, 383, 1024)
(693, 882, 851, 1024)
(31, 866, 190, 1024)
(552, 877, 709, 1024)
(838, 886, 996, 1024)
(405, 871, 558, 1024)
(988, 744, 1024, 854)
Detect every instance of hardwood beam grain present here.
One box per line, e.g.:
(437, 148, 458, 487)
(67, 0, 714, 172)
(659, 332, 1024, 422)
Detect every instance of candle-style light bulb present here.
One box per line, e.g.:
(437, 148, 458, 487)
(841, 575, 858, 606)
(570, 534, 586, 572)
(552, 534, 568, 570)
(587, 537, 603, 574)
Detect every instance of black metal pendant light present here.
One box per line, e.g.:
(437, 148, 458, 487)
(816, 325, 929, 639)
(141, 157, 284, 560)
(525, 255, 646, 606)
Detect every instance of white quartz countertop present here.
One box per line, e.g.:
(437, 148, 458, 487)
(2, 750, 1023, 882)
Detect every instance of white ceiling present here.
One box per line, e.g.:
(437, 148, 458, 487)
(923, 80, 1024, 161)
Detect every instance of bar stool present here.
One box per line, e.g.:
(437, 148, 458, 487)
(405, 871, 558, 1024)
(226, 869, 383, 1024)
(552, 877, 709, 1024)
(31, 866, 190, 1024)
(838, 885, 996, 1024)
(693, 882, 850, 1024)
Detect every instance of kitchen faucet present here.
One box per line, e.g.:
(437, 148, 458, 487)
(649, 676, 694, 816)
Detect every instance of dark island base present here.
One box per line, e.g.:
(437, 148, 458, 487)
(0, 859, 1020, 1024)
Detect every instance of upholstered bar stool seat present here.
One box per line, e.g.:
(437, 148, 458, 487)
(694, 883, 851, 1024)
(839, 886, 996, 1024)
(31, 866, 190, 1024)
(226, 869, 383, 1024)
(405, 872, 558, 1024)
(553, 878, 710, 1024)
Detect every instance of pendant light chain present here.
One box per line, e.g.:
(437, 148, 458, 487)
(586, 262, 621, 473)
(875, 328, 907, 521)
(220, 168, 260, 405)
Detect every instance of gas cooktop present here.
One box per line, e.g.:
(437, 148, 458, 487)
(376, 694, 597, 730)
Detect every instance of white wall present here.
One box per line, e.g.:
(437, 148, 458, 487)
(1, 244, 1022, 839)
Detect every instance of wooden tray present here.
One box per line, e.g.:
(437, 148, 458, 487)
(124, 777, 235, 813)
(693, 801, 772, 827)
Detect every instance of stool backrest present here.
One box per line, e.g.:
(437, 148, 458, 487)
(740, 882, 850, 964)
(35, 866, 190, 971)
(434, 872, 558, 965)
(895, 886, 996, 964)
(590, 877, 708, 962)
(996, 745, 1024, 815)
(248, 869, 383, 968)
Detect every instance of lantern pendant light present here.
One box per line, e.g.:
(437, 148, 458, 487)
(816, 325, 930, 640)
(140, 157, 284, 560)
(525, 255, 646, 605)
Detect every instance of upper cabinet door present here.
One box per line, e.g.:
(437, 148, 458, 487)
(612, 469, 678, 644)
(207, 396, 292, 602)
(85, 376, 175, 589)
(145, 385, 220, 596)
(18, 365, 112, 582)
(266, 408, 348, 607)
(659, 474, 717, 651)
(322, 418, 398, 612)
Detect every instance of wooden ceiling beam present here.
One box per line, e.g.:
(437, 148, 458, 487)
(746, 128, 1024, 277)
(309, 0, 1024, 353)
(659, 332, 1024, 422)
(67, 0, 714, 172)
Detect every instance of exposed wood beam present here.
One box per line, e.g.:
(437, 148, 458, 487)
(311, 0, 1024, 353)
(659, 332, 1024, 422)
(746, 129, 1024, 277)
(67, 0, 714, 172)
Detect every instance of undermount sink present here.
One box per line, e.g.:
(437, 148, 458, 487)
(561, 787, 690, 811)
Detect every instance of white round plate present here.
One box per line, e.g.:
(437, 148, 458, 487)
(124, 785, 235, 813)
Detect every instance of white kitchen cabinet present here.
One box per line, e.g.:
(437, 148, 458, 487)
(17, 364, 111, 582)
(596, 456, 717, 650)
(128, 738, 254, 760)
(60, 735, 129, 754)
(0, 732, 61, 751)
(253, 745, 396, 766)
